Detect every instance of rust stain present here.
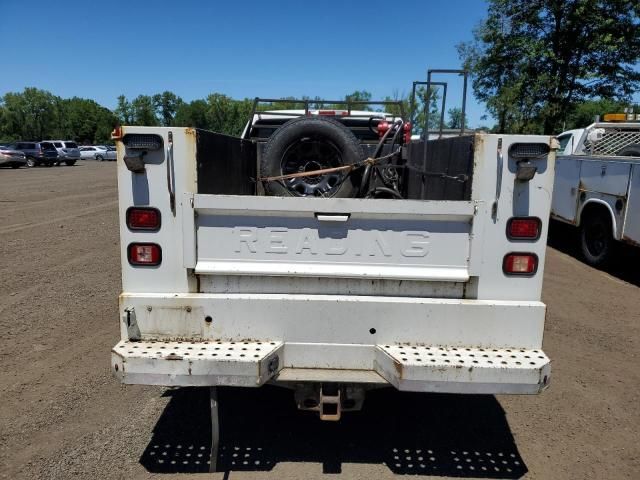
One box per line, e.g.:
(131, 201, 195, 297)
(141, 335, 205, 342)
(578, 180, 586, 192)
(185, 127, 196, 137)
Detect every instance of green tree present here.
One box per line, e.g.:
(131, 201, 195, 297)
(258, 96, 308, 111)
(0, 88, 60, 140)
(131, 95, 159, 126)
(387, 86, 440, 135)
(458, 0, 640, 134)
(174, 99, 210, 129)
(381, 86, 440, 136)
(114, 95, 133, 125)
(152, 91, 184, 126)
(564, 98, 630, 130)
(55, 97, 118, 143)
(346, 90, 372, 111)
(205, 94, 254, 136)
(446, 107, 469, 130)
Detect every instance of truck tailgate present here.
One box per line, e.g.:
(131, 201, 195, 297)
(186, 195, 473, 282)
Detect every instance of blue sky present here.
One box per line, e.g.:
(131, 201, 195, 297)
(0, 0, 492, 126)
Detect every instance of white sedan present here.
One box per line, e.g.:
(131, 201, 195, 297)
(79, 146, 116, 161)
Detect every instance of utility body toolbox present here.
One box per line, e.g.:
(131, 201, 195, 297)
(111, 82, 556, 468)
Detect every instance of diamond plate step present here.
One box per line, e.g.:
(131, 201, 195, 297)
(374, 344, 551, 394)
(112, 340, 283, 387)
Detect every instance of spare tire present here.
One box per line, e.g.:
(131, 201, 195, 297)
(618, 144, 640, 157)
(261, 116, 364, 197)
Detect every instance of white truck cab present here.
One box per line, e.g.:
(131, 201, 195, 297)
(110, 92, 557, 470)
(556, 128, 584, 155)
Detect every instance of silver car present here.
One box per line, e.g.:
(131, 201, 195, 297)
(44, 140, 81, 166)
(0, 147, 27, 168)
(94, 145, 117, 161)
(79, 145, 117, 161)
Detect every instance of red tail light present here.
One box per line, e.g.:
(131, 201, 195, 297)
(507, 217, 541, 240)
(128, 243, 161, 266)
(126, 207, 161, 231)
(503, 253, 538, 276)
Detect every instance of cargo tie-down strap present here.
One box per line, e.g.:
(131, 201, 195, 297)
(258, 149, 400, 183)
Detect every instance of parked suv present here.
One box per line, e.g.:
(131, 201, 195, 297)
(6, 141, 58, 167)
(44, 140, 81, 166)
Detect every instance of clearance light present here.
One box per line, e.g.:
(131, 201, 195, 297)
(503, 253, 538, 276)
(128, 243, 162, 266)
(509, 143, 550, 159)
(126, 207, 161, 231)
(123, 134, 163, 150)
(603, 113, 627, 122)
(603, 112, 640, 122)
(507, 217, 541, 240)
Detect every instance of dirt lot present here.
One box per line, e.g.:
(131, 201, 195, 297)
(1, 161, 639, 479)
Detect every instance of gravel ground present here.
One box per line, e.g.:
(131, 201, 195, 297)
(0, 161, 638, 479)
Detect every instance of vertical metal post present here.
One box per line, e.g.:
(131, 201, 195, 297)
(410, 81, 418, 126)
(461, 72, 468, 135)
(421, 72, 433, 199)
(244, 98, 259, 140)
(425, 72, 432, 143)
(439, 84, 448, 139)
(209, 387, 220, 473)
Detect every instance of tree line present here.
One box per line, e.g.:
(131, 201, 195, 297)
(0, 88, 117, 144)
(0, 86, 467, 144)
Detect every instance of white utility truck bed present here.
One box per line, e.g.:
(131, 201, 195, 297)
(110, 98, 556, 469)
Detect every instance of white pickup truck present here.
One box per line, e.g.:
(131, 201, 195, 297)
(552, 117, 640, 265)
(110, 97, 556, 470)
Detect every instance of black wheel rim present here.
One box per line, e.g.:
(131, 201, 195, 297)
(585, 222, 607, 257)
(280, 136, 344, 197)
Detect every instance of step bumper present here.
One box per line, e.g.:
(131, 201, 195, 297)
(111, 340, 283, 387)
(112, 341, 550, 394)
(374, 344, 551, 394)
